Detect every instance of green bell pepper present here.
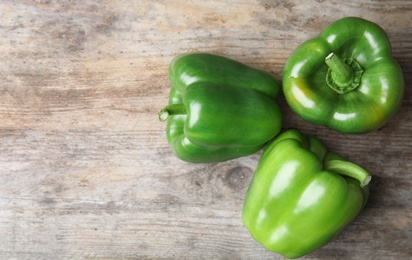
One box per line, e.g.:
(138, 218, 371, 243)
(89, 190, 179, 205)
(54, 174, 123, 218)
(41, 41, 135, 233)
(159, 53, 282, 163)
(283, 17, 404, 134)
(243, 129, 371, 258)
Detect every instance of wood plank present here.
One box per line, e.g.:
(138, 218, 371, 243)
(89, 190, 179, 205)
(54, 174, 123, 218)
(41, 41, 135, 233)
(0, 0, 411, 259)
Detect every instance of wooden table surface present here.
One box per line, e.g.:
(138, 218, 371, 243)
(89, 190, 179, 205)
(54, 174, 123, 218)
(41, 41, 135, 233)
(1, 0, 411, 259)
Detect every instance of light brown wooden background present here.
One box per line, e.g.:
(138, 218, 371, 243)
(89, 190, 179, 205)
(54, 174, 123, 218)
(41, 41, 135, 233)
(1, 0, 411, 259)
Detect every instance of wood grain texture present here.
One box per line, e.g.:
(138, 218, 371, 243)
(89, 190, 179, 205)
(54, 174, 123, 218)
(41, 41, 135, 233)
(0, 0, 411, 259)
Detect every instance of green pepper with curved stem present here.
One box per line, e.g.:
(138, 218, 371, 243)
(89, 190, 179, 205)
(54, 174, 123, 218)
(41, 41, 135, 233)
(159, 53, 282, 163)
(243, 129, 371, 258)
(282, 17, 404, 134)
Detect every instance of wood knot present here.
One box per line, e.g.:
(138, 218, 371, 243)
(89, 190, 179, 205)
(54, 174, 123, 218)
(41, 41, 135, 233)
(222, 166, 252, 191)
(57, 25, 87, 52)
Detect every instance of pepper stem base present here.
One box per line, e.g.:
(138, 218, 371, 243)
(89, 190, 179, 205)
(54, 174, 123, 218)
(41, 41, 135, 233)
(325, 53, 364, 95)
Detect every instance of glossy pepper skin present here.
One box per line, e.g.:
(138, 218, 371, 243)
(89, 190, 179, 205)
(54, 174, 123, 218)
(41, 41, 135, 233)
(159, 53, 282, 163)
(283, 17, 404, 134)
(242, 129, 371, 258)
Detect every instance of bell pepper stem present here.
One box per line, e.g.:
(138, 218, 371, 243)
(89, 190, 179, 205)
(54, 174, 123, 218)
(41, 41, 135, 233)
(325, 53, 354, 86)
(324, 160, 371, 187)
(325, 53, 363, 95)
(159, 103, 186, 121)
